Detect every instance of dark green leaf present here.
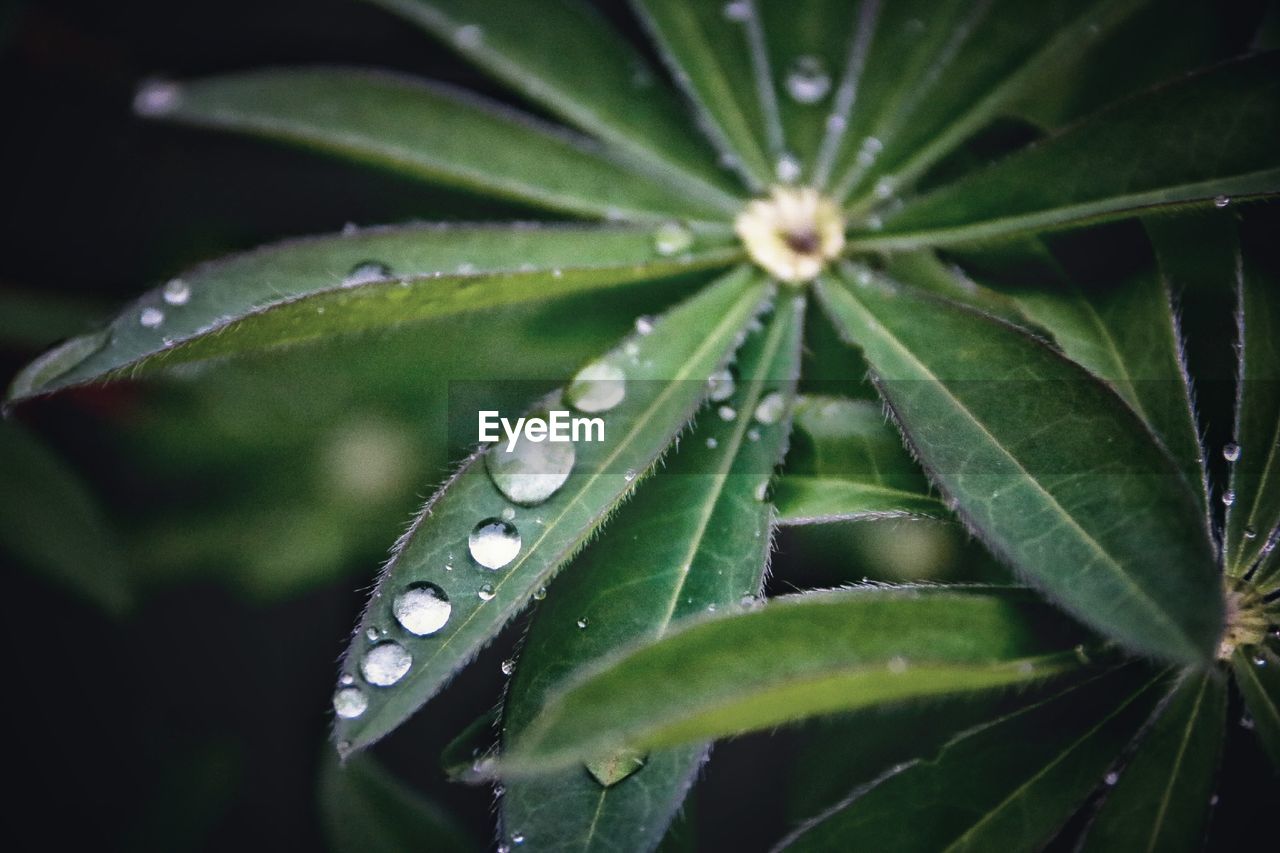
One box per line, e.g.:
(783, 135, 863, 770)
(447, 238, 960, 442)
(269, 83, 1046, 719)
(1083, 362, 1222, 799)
(363, 0, 743, 213)
(1232, 642, 1280, 768)
(498, 296, 804, 851)
(501, 586, 1096, 774)
(1079, 670, 1227, 853)
(816, 269, 1221, 664)
(7, 223, 739, 402)
(333, 266, 771, 751)
(851, 53, 1280, 250)
(774, 395, 943, 525)
(778, 667, 1168, 852)
(136, 68, 734, 222)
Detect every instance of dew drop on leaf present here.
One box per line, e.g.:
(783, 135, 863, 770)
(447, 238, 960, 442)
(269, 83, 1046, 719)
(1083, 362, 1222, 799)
(533, 586, 547, 601)
(708, 368, 736, 402)
(486, 426, 575, 506)
(344, 260, 392, 286)
(566, 361, 626, 413)
(361, 640, 412, 687)
(718, 405, 737, 421)
(332, 686, 368, 719)
(754, 391, 785, 425)
(785, 55, 831, 104)
(747, 428, 761, 442)
(706, 437, 718, 449)
(635, 315, 656, 335)
(722, 1, 750, 22)
(1104, 771, 1119, 786)
(576, 617, 589, 629)
(134, 79, 181, 115)
(653, 221, 694, 257)
(469, 518, 521, 570)
(501, 658, 516, 676)
(1214, 194, 1230, 208)
(623, 468, 637, 483)
(139, 307, 164, 328)
(775, 153, 802, 183)
(393, 582, 451, 636)
(1244, 527, 1257, 540)
(1223, 442, 1241, 462)
(1222, 489, 1236, 507)
(162, 278, 190, 306)
(478, 583, 495, 602)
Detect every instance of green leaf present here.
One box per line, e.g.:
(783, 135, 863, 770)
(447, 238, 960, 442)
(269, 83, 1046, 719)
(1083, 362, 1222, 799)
(816, 269, 1222, 664)
(499, 296, 804, 851)
(1079, 670, 1227, 853)
(1227, 223, 1280, 582)
(362, 0, 743, 214)
(1232, 642, 1280, 768)
(631, 0, 777, 189)
(501, 586, 1096, 774)
(851, 53, 1280, 250)
(333, 266, 771, 751)
(0, 421, 131, 615)
(136, 68, 734, 222)
(778, 667, 1168, 852)
(318, 751, 476, 853)
(7, 223, 740, 402)
(774, 395, 943, 525)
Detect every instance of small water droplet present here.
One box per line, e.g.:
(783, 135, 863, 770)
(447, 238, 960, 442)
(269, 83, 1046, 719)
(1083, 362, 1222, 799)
(775, 153, 802, 183)
(1223, 489, 1237, 507)
(342, 222, 358, 236)
(139, 306, 164, 328)
(1223, 442, 1241, 462)
(333, 686, 368, 718)
(393, 582, 451, 636)
(501, 507, 517, 522)
(653, 222, 694, 257)
(1213, 194, 1230, 208)
(566, 360, 626, 413)
(747, 428, 761, 442)
(501, 658, 516, 676)
(454, 24, 483, 48)
(478, 583, 495, 601)
(785, 55, 831, 104)
(722, 1, 751, 21)
(1241, 714, 1255, 730)
(162, 278, 190, 306)
(345, 260, 392, 286)
(339, 673, 355, 686)
(1254, 654, 1268, 667)
(134, 79, 181, 115)
(469, 518, 521, 570)
(533, 586, 547, 601)
(365, 626, 381, 641)
(873, 176, 897, 199)
(1104, 771, 1119, 786)
(623, 468, 637, 483)
(754, 391, 785, 425)
(511, 832, 525, 845)
(887, 656, 908, 674)
(740, 594, 762, 610)
(576, 617, 589, 629)
(1244, 527, 1257, 540)
(635, 315, 656, 335)
(718, 405, 737, 421)
(825, 113, 847, 132)
(705, 437, 718, 449)
(361, 640, 412, 687)
(708, 368, 736, 402)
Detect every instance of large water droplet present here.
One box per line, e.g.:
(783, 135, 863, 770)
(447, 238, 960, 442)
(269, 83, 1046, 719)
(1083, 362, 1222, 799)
(1223, 442, 1241, 462)
(754, 391, 785, 425)
(162, 278, 191, 306)
(333, 686, 368, 718)
(708, 368, 736, 402)
(653, 221, 694, 257)
(469, 518, 521, 570)
(139, 306, 164, 328)
(486, 422, 575, 506)
(393, 582, 451, 636)
(566, 361, 626, 413)
(361, 640, 412, 687)
(785, 56, 831, 104)
(586, 749, 647, 787)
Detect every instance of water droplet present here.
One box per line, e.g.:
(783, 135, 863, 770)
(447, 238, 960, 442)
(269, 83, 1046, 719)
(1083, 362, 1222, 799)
(1223, 442, 1241, 462)
(586, 749, 647, 786)
(873, 176, 897, 199)
(708, 368, 736, 402)
(576, 617, 589, 629)
(747, 428, 761, 442)
(393, 582, 451, 636)
(501, 506, 516, 521)
(478, 583, 495, 601)
(365, 626, 381, 641)
(705, 437, 718, 449)
(775, 153, 802, 183)
(785, 55, 831, 104)
(623, 469, 637, 483)
(134, 79, 181, 115)
(1213, 194, 1230, 208)
(722, 1, 751, 21)
(469, 518, 521, 570)
(1104, 771, 1119, 786)
(739, 594, 762, 610)
(339, 673, 355, 686)
(454, 24, 483, 48)
(139, 306, 164, 328)
(1244, 526, 1257, 540)
(866, 215, 883, 231)
(533, 586, 547, 601)
(706, 603, 717, 613)
(887, 656, 908, 674)
(754, 391, 785, 425)
(635, 315, 656, 335)
(566, 360, 626, 413)
(345, 260, 391, 286)
(825, 113, 847, 132)
(333, 686, 368, 718)
(653, 222, 694, 257)
(1223, 489, 1237, 507)
(162, 278, 190, 306)
(501, 658, 516, 676)
(1241, 714, 1255, 730)
(361, 640, 412, 687)
(511, 832, 525, 845)
(718, 405, 737, 421)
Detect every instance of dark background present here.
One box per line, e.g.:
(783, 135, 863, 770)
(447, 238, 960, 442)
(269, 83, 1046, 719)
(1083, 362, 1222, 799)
(2, 1, 1277, 850)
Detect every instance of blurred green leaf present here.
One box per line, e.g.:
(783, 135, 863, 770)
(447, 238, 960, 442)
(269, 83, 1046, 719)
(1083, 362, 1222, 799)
(816, 269, 1221, 664)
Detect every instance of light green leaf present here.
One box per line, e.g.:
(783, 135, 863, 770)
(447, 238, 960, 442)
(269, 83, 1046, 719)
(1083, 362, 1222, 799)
(136, 67, 734, 222)
(501, 586, 1096, 774)
(7, 223, 739, 402)
(362, 0, 743, 214)
(631, 0, 777, 189)
(1232, 642, 1280, 768)
(0, 421, 131, 615)
(850, 53, 1280, 250)
(333, 266, 771, 751)
(318, 751, 476, 853)
(774, 395, 943, 525)
(1079, 670, 1226, 853)
(778, 667, 1168, 852)
(816, 269, 1221, 664)
(499, 296, 804, 851)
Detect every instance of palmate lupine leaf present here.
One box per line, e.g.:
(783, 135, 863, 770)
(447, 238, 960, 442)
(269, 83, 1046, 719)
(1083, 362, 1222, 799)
(134, 68, 735, 223)
(773, 395, 943, 525)
(499, 587, 1096, 775)
(1078, 670, 1226, 853)
(778, 666, 1168, 852)
(1232, 641, 1280, 767)
(816, 268, 1222, 664)
(499, 296, 804, 852)
(850, 52, 1280, 250)
(6, 223, 739, 401)
(362, 0, 743, 213)
(333, 267, 771, 751)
